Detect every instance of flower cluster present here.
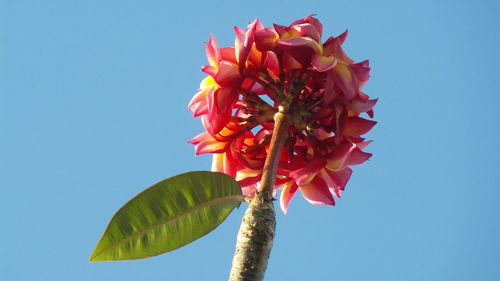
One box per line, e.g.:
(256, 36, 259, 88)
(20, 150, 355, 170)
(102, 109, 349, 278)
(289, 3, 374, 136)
(188, 15, 377, 213)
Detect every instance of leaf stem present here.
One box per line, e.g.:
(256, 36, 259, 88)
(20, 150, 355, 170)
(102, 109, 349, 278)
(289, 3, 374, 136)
(228, 108, 290, 281)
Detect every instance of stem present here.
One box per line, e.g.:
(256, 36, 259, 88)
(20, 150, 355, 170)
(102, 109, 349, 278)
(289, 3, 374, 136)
(228, 109, 290, 281)
(257, 108, 290, 194)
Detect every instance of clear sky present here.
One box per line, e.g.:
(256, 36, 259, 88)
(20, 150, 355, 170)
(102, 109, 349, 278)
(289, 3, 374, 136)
(1, 0, 499, 280)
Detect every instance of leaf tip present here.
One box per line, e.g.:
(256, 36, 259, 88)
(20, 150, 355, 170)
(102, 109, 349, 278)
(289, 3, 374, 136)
(89, 247, 104, 262)
(88, 253, 97, 263)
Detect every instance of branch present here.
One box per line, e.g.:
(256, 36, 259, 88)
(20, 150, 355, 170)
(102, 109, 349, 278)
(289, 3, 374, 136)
(228, 109, 290, 281)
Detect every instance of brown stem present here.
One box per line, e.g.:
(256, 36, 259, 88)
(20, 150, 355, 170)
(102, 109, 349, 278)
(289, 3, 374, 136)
(257, 108, 290, 194)
(228, 109, 290, 281)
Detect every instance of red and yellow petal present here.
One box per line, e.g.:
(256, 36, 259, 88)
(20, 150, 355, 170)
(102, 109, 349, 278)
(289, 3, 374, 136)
(276, 36, 322, 65)
(343, 116, 377, 136)
(330, 62, 359, 100)
(254, 28, 279, 52)
(206, 34, 221, 68)
(312, 54, 337, 72)
(280, 181, 299, 214)
(299, 176, 335, 206)
(289, 158, 327, 186)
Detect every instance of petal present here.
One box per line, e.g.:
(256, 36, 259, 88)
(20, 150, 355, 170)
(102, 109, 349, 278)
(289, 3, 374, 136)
(220, 47, 237, 64)
(202, 109, 231, 136)
(234, 33, 245, 62)
(280, 27, 301, 40)
(277, 36, 321, 55)
(313, 128, 332, 141)
(319, 168, 340, 197)
(343, 116, 377, 136)
(276, 36, 322, 65)
(314, 105, 334, 120)
(282, 52, 302, 70)
(211, 153, 225, 173)
(201, 65, 217, 77)
(289, 158, 327, 186)
(254, 28, 279, 52)
(323, 32, 353, 64)
(236, 167, 261, 181)
(351, 60, 370, 88)
(235, 19, 258, 72)
(367, 109, 374, 118)
(254, 128, 271, 143)
(336, 30, 348, 44)
(223, 151, 238, 178)
(212, 151, 238, 178)
(237, 169, 262, 187)
(330, 63, 359, 100)
(194, 141, 226, 155)
(325, 143, 353, 171)
(347, 148, 372, 165)
(234, 25, 244, 35)
(323, 75, 337, 104)
(245, 44, 263, 71)
(334, 103, 348, 138)
(291, 15, 323, 37)
(214, 88, 237, 117)
(299, 176, 335, 206)
(356, 140, 372, 150)
(328, 168, 352, 191)
(252, 19, 264, 30)
(349, 98, 378, 114)
(291, 23, 321, 42)
(235, 151, 265, 170)
(241, 185, 257, 197)
(188, 87, 209, 117)
(189, 132, 227, 154)
(214, 61, 241, 87)
(312, 54, 337, 72)
(280, 181, 298, 214)
(187, 132, 206, 145)
(210, 111, 232, 137)
(201, 115, 215, 137)
(214, 121, 246, 141)
(273, 24, 289, 37)
(206, 34, 221, 68)
(188, 76, 218, 117)
(264, 51, 280, 78)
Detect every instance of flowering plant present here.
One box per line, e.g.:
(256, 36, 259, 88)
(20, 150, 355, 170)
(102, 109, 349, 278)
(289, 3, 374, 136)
(91, 15, 376, 281)
(189, 15, 377, 213)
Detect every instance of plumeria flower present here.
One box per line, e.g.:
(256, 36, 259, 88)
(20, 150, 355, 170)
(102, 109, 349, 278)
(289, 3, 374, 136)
(189, 15, 377, 214)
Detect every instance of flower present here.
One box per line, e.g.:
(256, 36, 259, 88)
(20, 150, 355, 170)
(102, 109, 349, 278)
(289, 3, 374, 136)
(189, 15, 377, 213)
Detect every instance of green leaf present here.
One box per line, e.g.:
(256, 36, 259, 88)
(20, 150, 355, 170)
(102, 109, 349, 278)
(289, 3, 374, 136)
(89, 171, 243, 262)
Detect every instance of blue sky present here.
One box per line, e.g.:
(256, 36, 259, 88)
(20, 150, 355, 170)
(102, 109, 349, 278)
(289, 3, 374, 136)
(1, 0, 499, 280)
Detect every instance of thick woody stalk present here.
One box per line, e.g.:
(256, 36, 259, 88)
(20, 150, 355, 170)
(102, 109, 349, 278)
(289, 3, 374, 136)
(228, 109, 290, 281)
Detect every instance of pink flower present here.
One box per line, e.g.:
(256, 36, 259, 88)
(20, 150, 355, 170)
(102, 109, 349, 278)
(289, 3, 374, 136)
(189, 15, 377, 213)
